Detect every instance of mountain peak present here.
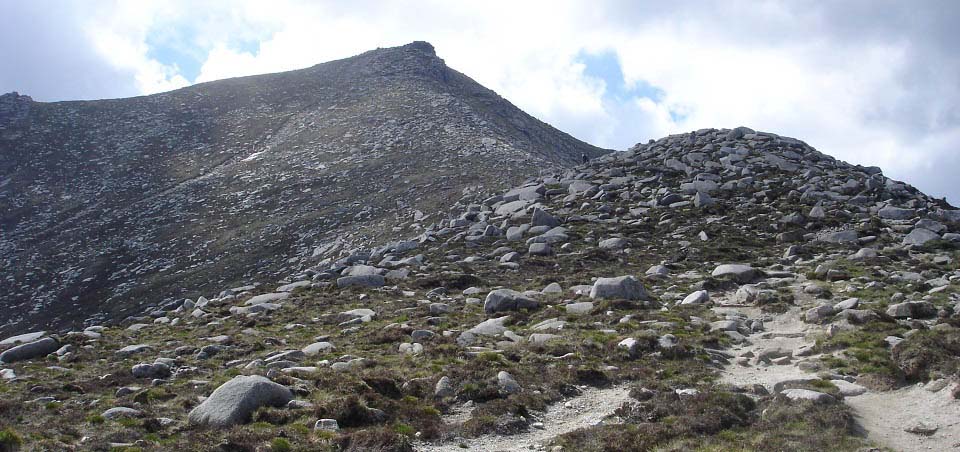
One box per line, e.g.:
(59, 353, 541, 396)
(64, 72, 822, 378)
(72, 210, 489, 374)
(0, 42, 608, 335)
(401, 40, 436, 56)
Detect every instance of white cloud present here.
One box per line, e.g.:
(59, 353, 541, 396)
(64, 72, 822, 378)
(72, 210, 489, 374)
(3, 0, 958, 203)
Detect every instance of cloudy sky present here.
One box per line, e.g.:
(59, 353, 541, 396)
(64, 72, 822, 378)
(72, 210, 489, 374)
(2, 0, 958, 204)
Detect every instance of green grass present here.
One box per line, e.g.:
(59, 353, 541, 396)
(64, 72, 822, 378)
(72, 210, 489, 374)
(270, 437, 292, 452)
(86, 414, 106, 424)
(814, 320, 906, 380)
(0, 428, 23, 450)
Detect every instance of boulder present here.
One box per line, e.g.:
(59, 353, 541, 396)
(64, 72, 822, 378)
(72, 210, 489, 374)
(530, 208, 561, 228)
(598, 238, 628, 250)
(830, 380, 867, 397)
(188, 375, 293, 427)
(565, 302, 593, 315)
(589, 276, 650, 301)
(878, 206, 915, 220)
(467, 316, 511, 336)
(819, 230, 858, 243)
(315, 419, 340, 432)
(833, 298, 860, 311)
(0, 337, 59, 363)
(528, 242, 552, 256)
(805, 305, 836, 324)
(680, 290, 710, 305)
(302, 342, 335, 356)
(779, 388, 835, 404)
(693, 191, 715, 208)
(435, 376, 455, 398)
(903, 228, 940, 246)
(886, 301, 936, 319)
(131, 362, 171, 379)
(102, 407, 143, 420)
(567, 180, 595, 195)
(0, 331, 46, 346)
(711, 264, 761, 283)
(243, 292, 291, 306)
(276, 281, 311, 292)
(497, 371, 521, 395)
(336, 274, 385, 289)
(503, 184, 544, 202)
(115, 344, 152, 356)
(645, 265, 669, 278)
(484, 289, 539, 314)
(495, 200, 530, 217)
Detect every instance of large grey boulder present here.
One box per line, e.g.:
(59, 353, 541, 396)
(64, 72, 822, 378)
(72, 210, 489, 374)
(495, 200, 530, 217)
(805, 305, 836, 324)
(886, 301, 936, 319)
(589, 276, 650, 301)
(528, 242, 552, 256)
(598, 237, 628, 250)
(0, 331, 46, 346)
(116, 344, 152, 356)
(903, 228, 940, 246)
(567, 180, 595, 195)
(711, 264, 761, 283)
(131, 362, 171, 379)
(484, 289, 539, 314)
(188, 375, 293, 427)
(0, 337, 59, 363)
(680, 290, 710, 305)
(276, 281, 311, 292)
(915, 219, 946, 234)
(830, 379, 867, 397)
(818, 230, 859, 244)
(102, 407, 143, 420)
(244, 292, 291, 306)
(467, 316, 511, 336)
(530, 208, 561, 228)
(302, 342, 336, 356)
(693, 191, 715, 208)
(879, 206, 915, 220)
(780, 388, 835, 404)
(497, 371, 522, 395)
(342, 265, 383, 276)
(503, 184, 544, 202)
(934, 209, 960, 223)
(435, 376, 455, 398)
(337, 274, 385, 289)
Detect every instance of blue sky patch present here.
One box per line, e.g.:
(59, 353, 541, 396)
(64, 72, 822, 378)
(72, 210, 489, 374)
(146, 29, 203, 81)
(146, 28, 261, 82)
(577, 50, 665, 103)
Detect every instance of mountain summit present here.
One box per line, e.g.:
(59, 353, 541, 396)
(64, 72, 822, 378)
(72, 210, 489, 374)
(0, 42, 609, 335)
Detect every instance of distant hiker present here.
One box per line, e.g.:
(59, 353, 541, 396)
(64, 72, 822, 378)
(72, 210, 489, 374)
(581, 153, 589, 164)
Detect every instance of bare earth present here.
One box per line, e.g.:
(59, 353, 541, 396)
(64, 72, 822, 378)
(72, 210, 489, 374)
(415, 385, 632, 452)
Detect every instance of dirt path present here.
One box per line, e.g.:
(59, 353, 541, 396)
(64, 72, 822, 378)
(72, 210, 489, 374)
(415, 384, 632, 452)
(714, 281, 960, 452)
(714, 305, 817, 391)
(846, 384, 960, 451)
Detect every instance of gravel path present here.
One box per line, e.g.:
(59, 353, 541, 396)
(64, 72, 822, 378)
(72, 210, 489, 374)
(714, 305, 817, 391)
(846, 384, 960, 452)
(715, 283, 960, 452)
(415, 384, 632, 452)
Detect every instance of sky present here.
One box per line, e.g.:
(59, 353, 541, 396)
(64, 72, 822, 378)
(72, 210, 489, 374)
(2, 0, 958, 205)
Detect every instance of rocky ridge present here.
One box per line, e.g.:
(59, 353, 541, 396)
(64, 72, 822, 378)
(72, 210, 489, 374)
(0, 127, 958, 451)
(0, 41, 608, 336)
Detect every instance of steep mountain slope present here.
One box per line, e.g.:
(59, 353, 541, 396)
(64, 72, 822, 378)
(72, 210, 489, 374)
(0, 41, 609, 335)
(0, 127, 957, 451)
